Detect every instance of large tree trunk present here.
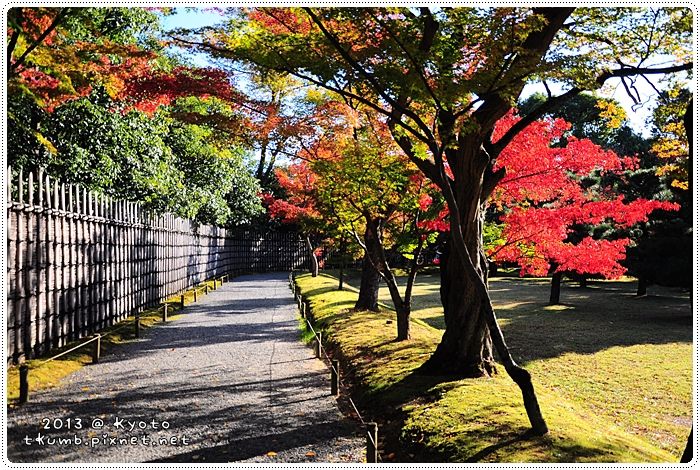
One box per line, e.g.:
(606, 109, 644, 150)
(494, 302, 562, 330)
(422, 145, 548, 435)
(354, 228, 381, 311)
(305, 235, 319, 277)
(421, 172, 496, 376)
(550, 272, 563, 305)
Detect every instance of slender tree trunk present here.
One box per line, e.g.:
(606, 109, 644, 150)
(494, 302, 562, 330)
(338, 238, 345, 290)
(550, 272, 563, 305)
(396, 304, 411, 341)
(681, 428, 693, 463)
(305, 235, 318, 277)
(684, 98, 693, 206)
(636, 277, 647, 297)
(354, 227, 381, 311)
(364, 218, 413, 341)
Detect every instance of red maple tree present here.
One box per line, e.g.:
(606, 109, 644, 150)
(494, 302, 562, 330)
(487, 112, 679, 302)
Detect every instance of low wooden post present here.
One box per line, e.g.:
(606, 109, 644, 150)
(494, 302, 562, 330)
(180, 294, 185, 308)
(315, 332, 322, 359)
(135, 314, 140, 338)
(19, 364, 29, 404)
(205, 284, 210, 295)
(331, 359, 339, 396)
(193, 289, 198, 302)
(92, 334, 101, 364)
(162, 303, 168, 322)
(366, 422, 378, 463)
(301, 301, 306, 318)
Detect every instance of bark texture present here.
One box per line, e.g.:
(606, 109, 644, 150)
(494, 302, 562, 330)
(305, 236, 319, 277)
(354, 230, 381, 311)
(549, 272, 563, 305)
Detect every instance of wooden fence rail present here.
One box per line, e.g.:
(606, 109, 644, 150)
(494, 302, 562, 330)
(6, 167, 310, 364)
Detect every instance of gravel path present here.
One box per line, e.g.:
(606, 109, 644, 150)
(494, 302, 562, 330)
(7, 273, 364, 463)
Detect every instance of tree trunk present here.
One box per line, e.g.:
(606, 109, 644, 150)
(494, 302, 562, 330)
(338, 239, 345, 290)
(421, 181, 496, 376)
(422, 229, 496, 376)
(422, 147, 548, 435)
(550, 272, 563, 305)
(636, 277, 647, 297)
(364, 217, 412, 341)
(396, 304, 411, 341)
(354, 228, 381, 311)
(681, 428, 693, 463)
(305, 235, 318, 277)
(684, 98, 692, 195)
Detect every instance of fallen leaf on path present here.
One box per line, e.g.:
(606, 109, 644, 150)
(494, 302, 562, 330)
(266, 451, 277, 457)
(305, 451, 316, 458)
(81, 387, 90, 392)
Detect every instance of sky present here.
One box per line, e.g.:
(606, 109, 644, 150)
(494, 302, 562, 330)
(160, 8, 690, 137)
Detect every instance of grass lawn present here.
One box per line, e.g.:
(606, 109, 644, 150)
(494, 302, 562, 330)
(297, 270, 692, 462)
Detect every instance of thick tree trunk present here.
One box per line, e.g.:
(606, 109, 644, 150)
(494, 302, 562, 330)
(549, 272, 563, 305)
(422, 147, 548, 435)
(305, 235, 318, 277)
(421, 177, 496, 376)
(354, 228, 381, 311)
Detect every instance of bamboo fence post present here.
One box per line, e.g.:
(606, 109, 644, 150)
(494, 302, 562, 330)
(59, 183, 68, 346)
(43, 174, 54, 351)
(19, 365, 29, 404)
(331, 359, 339, 396)
(7, 167, 16, 362)
(67, 185, 76, 342)
(79, 186, 87, 339)
(51, 180, 60, 348)
(25, 171, 36, 358)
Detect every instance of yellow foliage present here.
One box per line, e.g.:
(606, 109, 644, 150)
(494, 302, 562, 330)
(595, 99, 626, 129)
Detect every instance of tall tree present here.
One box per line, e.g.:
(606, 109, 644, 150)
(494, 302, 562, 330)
(486, 112, 678, 303)
(178, 6, 692, 434)
(302, 103, 447, 340)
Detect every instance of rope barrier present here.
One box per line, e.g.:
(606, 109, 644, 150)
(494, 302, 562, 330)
(292, 273, 382, 462)
(35, 335, 100, 366)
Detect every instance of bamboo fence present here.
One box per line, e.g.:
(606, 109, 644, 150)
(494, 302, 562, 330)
(6, 167, 309, 363)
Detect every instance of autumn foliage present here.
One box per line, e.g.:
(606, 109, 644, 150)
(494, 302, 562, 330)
(488, 112, 678, 278)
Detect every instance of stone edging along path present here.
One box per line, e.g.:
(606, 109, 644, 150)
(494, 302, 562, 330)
(6, 273, 364, 463)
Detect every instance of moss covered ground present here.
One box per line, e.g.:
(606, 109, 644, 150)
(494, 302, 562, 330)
(295, 271, 691, 463)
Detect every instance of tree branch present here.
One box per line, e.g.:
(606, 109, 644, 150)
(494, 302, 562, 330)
(10, 8, 71, 74)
